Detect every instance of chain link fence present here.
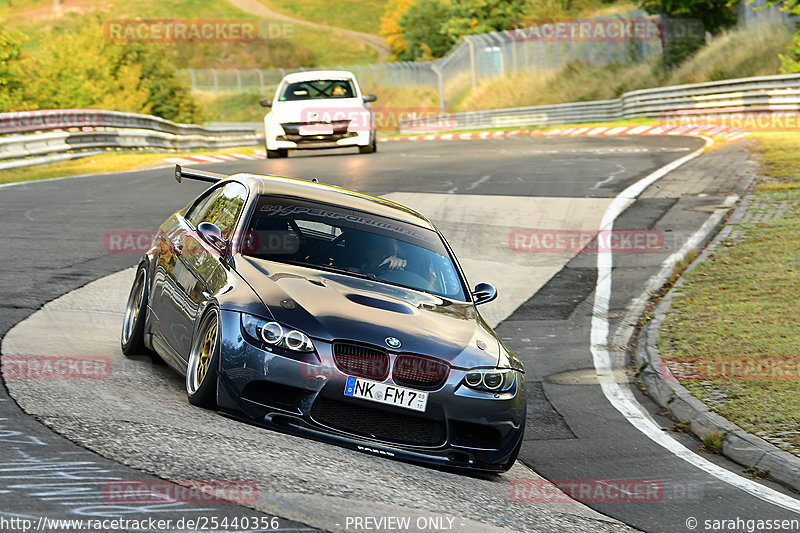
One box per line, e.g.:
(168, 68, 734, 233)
(181, 5, 795, 108)
(182, 10, 665, 107)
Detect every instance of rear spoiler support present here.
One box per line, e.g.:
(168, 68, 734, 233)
(174, 164, 227, 184)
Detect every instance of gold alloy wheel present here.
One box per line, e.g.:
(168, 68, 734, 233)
(196, 320, 217, 386)
(122, 270, 145, 345)
(187, 312, 218, 394)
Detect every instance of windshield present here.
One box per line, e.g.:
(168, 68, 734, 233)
(242, 196, 467, 301)
(279, 79, 356, 101)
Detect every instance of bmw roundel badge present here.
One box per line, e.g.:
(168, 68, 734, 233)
(385, 337, 401, 349)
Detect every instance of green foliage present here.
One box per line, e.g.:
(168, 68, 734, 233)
(440, 0, 529, 39)
(10, 19, 201, 122)
(639, 0, 739, 67)
(639, 0, 740, 34)
(778, 32, 800, 73)
(761, 0, 800, 14)
(665, 21, 792, 83)
(118, 45, 203, 124)
(0, 28, 29, 111)
(520, 0, 614, 20)
(396, 0, 453, 60)
(395, 0, 529, 60)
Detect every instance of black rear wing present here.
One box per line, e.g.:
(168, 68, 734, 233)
(174, 164, 227, 184)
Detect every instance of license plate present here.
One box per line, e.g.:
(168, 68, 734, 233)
(344, 376, 428, 412)
(299, 124, 333, 136)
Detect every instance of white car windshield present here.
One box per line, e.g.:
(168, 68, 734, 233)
(279, 80, 356, 101)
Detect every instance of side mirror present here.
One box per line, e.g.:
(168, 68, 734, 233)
(259, 97, 272, 108)
(197, 222, 227, 253)
(472, 283, 497, 305)
(363, 93, 377, 103)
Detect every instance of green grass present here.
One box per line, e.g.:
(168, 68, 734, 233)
(197, 90, 265, 123)
(295, 31, 377, 66)
(658, 133, 800, 455)
(0, 146, 262, 185)
(455, 59, 662, 112)
(665, 23, 794, 85)
(256, 0, 388, 35)
(1, 0, 376, 68)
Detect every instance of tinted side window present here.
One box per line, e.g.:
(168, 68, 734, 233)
(199, 183, 248, 239)
(186, 188, 223, 228)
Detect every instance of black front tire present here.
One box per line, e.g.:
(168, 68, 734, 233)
(267, 148, 288, 159)
(358, 134, 377, 154)
(121, 266, 148, 356)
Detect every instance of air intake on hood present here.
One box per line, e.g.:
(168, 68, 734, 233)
(333, 342, 390, 380)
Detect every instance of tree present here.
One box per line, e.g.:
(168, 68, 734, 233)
(381, 0, 416, 61)
(761, 0, 800, 12)
(762, 0, 800, 73)
(390, 0, 529, 61)
(0, 28, 29, 111)
(21, 19, 201, 122)
(398, 0, 453, 60)
(441, 0, 529, 41)
(640, 0, 739, 67)
(639, 0, 740, 35)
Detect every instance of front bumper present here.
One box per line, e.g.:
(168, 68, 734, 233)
(215, 310, 526, 472)
(266, 122, 372, 150)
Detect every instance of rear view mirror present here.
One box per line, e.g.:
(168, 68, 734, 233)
(259, 98, 272, 108)
(363, 94, 377, 103)
(472, 283, 497, 305)
(198, 222, 227, 253)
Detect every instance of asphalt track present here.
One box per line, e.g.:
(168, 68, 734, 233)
(1, 136, 798, 532)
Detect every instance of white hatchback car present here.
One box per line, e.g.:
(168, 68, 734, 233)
(260, 70, 377, 158)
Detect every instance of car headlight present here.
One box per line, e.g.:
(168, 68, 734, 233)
(463, 368, 517, 392)
(241, 313, 314, 352)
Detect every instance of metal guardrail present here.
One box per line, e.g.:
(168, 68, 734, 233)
(4, 73, 800, 169)
(400, 73, 800, 133)
(0, 110, 260, 170)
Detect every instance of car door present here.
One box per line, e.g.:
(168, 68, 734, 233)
(152, 186, 225, 363)
(172, 182, 249, 359)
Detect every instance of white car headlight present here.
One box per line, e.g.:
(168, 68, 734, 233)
(241, 313, 314, 352)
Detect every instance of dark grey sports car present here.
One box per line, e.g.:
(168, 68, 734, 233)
(122, 165, 526, 472)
